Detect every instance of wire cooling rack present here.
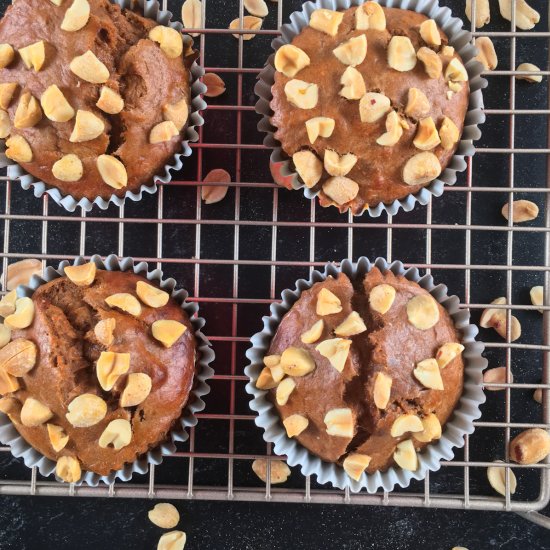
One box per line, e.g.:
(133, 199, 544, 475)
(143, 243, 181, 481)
(0, 0, 548, 528)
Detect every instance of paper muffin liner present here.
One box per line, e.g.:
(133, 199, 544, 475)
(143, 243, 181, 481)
(0, 0, 207, 213)
(0, 254, 215, 486)
(255, 0, 487, 217)
(245, 257, 487, 492)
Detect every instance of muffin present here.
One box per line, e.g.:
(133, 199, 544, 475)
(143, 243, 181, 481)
(0, 0, 196, 201)
(270, 3, 471, 214)
(0, 262, 197, 482)
(257, 267, 465, 479)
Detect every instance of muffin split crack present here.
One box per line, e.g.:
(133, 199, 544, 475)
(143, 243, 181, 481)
(258, 267, 465, 479)
(270, 4, 470, 213)
(0, 0, 196, 200)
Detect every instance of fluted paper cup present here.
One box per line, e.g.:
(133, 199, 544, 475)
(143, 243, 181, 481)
(245, 257, 487, 492)
(0, 254, 214, 486)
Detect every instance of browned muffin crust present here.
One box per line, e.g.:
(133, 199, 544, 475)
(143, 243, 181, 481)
(270, 6, 470, 213)
(0, 0, 194, 200)
(9, 270, 196, 476)
(266, 268, 464, 474)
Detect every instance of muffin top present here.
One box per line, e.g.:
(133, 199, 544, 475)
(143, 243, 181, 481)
(260, 267, 464, 479)
(0, 0, 194, 200)
(0, 265, 196, 479)
(270, 4, 470, 214)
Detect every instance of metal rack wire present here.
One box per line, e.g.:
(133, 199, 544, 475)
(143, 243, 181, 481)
(0, 0, 548, 528)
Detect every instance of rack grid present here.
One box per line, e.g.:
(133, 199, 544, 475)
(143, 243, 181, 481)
(0, 0, 548, 528)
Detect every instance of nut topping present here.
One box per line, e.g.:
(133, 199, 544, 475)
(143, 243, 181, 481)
(244, 0, 268, 17)
(14, 92, 42, 129)
(343, 453, 372, 481)
(404, 88, 430, 120)
(0, 291, 17, 318)
(0, 83, 18, 110)
(0, 44, 14, 69)
(4, 297, 35, 329)
(0, 338, 37, 376)
(369, 284, 396, 314)
(263, 355, 281, 368)
(416, 47, 443, 79)
(21, 397, 53, 427)
(324, 150, 357, 177)
(229, 16, 262, 40)
(0, 396, 20, 417)
(148, 503, 180, 529)
(0, 323, 11, 349)
(0, 110, 10, 139)
(390, 414, 424, 438)
(150, 120, 179, 144)
(96, 86, 124, 114)
(323, 177, 359, 206)
(355, 1, 386, 31)
(359, 92, 391, 123)
(94, 317, 116, 346)
(47, 423, 69, 452)
(66, 394, 107, 428)
(483, 366, 510, 391)
(61, 0, 90, 31)
(105, 293, 141, 316)
(393, 439, 418, 471)
(97, 155, 128, 189)
(5, 134, 32, 163)
(475, 37, 498, 70)
(96, 351, 130, 391)
(439, 117, 460, 150)
(56, 456, 81, 483)
(402, 152, 442, 186)
(324, 407, 354, 438)
(69, 110, 104, 142)
(152, 320, 187, 348)
(387, 36, 417, 72)
(466, 0, 490, 28)
(487, 461, 517, 497)
(270, 363, 285, 384)
(413, 358, 444, 390)
(516, 62, 542, 83)
(339, 66, 366, 100)
(181, 0, 202, 37)
(292, 150, 322, 188)
(41, 85, 75, 122)
(283, 413, 309, 437)
(332, 34, 367, 67)
(19, 41, 46, 71)
(334, 311, 366, 337)
(499, 0, 540, 31)
(305, 117, 335, 144)
(406, 294, 439, 330)
(480, 297, 521, 341)
(256, 366, 278, 390)
(276, 377, 296, 406)
(64, 262, 96, 286)
(251, 459, 291, 484)
(274, 44, 310, 78)
(284, 79, 318, 109)
(99, 418, 132, 450)
(373, 372, 392, 409)
(413, 117, 441, 151)
(136, 281, 169, 308)
(376, 110, 403, 147)
(70, 50, 109, 83)
(530, 285, 543, 313)
(280, 347, 316, 377)
(419, 19, 441, 47)
(316, 288, 342, 316)
(163, 98, 189, 132)
(309, 9, 344, 36)
(157, 531, 187, 550)
(413, 413, 442, 443)
(120, 372, 152, 407)
(0, 368, 19, 394)
(3, 258, 40, 290)
(441, 46, 455, 57)
(445, 58, 468, 82)
(501, 199, 539, 223)
(315, 338, 352, 373)
(509, 428, 550, 464)
(436, 342, 464, 368)
(300, 319, 324, 344)
(148, 26, 183, 59)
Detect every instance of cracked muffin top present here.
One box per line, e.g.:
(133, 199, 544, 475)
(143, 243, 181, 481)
(258, 267, 464, 480)
(270, 4, 470, 214)
(0, 0, 195, 200)
(0, 263, 196, 481)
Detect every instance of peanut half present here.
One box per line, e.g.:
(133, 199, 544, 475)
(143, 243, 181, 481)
(148, 503, 180, 529)
(475, 37, 498, 70)
(300, 319, 324, 344)
(0, 338, 37, 376)
(64, 262, 96, 286)
(229, 16, 262, 40)
(402, 152, 441, 186)
(70, 50, 109, 83)
(343, 453, 372, 481)
(120, 372, 152, 407)
(4, 297, 35, 329)
(480, 297, 521, 341)
(96, 350, 130, 391)
(65, 393, 107, 428)
(4, 258, 41, 290)
(355, 2, 386, 31)
(323, 177, 359, 205)
(61, 0, 90, 32)
(387, 36, 417, 72)
(105, 292, 142, 316)
(21, 397, 53, 427)
(324, 150, 357, 177)
(151, 320, 187, 348)
(487, 461, 517, 497)
(274, 45, 310, 78)
(251, 459, 291, 484)
(498, 0, 540, 31)
(516, 63, 542, 84)
(149, 26, 183, 59)
(501, 200, 539, 223)
(181, 0, 202, 37)
(339, 66, 366, 100)
(136, 281, 169, 308)
(324, 407, 354, 438)
(293, 150, 322, 188)
(41, 84, 75, 123)
(283, 413, 308, 437)
(509, 428, 550, 464)
(280, 346, 315, 377)
(99, 418, 132, 450)
(466, 0, 490, 28)
(96, 86, 124, 114)
(315, 337, 352, 373)
(309, 9, 343, 36)
(373, 372, 392, 409)
(52, 154, 83, 182)
(56, 456, 81, 483)
(97, 155, 128, 189)
(157, 531, 187, 550)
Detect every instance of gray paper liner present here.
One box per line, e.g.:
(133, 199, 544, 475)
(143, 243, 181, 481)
(254, 0, 487, 217)
(245, 257, 487, 493)
(0, 254, 215, 486)
(0, 0, 207, 213)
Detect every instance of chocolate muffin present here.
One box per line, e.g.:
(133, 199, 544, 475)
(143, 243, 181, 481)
(270, 3, 470, 214)
(0, 0, 195, 200)
(256, 267, 464, 479)
(0, 263, 196, 481)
